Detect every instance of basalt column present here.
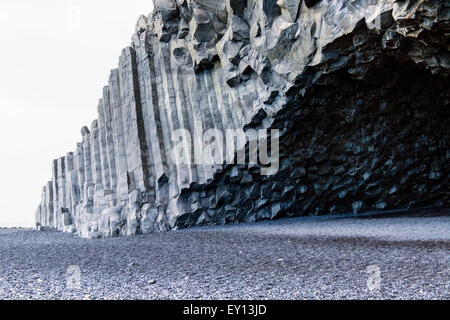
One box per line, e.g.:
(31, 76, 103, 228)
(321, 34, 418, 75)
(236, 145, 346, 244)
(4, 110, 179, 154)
(36, 0, 449, 238)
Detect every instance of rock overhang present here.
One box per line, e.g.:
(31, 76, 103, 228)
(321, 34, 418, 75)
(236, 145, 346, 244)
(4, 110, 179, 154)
(35, 0, 449, 238)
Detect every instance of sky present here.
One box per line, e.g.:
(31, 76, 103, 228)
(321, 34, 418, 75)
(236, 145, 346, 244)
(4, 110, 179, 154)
(0, 0, 154, 227)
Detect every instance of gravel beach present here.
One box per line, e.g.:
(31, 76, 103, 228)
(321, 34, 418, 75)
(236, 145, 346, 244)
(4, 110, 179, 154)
(0, 213, 449, 300)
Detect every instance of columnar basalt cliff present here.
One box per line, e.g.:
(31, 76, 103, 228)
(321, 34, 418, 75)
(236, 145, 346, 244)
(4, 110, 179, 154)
(36, 0, 449, 238)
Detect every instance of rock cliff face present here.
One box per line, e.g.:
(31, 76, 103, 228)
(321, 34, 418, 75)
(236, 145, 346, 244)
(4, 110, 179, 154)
(36, 0, 449, 238)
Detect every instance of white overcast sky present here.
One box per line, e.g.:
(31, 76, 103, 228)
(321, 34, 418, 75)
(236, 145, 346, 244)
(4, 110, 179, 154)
(0, 0, 154, 227)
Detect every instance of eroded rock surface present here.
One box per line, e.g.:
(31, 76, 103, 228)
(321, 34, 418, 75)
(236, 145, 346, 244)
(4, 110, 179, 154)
(36, 0, 449, 238)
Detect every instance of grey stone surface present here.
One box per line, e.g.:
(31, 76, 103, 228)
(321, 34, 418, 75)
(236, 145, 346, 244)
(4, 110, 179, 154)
(2, 213, 449, 299)
(36, 0, 449, 238)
